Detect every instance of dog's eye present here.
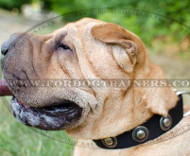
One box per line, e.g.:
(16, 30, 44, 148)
(56, 42, 71, 51)
(60, 43, 71, 50)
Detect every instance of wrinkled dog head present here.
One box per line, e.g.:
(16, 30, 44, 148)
(1, 18, 178, 139)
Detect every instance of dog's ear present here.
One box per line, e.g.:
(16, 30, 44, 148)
(142, 67, 179, 117)
(146, 86, 178, 117)
(91, 23, 146, 73)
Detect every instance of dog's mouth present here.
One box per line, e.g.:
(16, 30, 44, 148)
(0, 80, 83, 130)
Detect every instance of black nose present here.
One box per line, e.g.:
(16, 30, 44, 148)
(1, 41, 9, 55)
(1, 33, 20, 56)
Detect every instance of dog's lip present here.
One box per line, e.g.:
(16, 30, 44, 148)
(11, 97, 83, 130)
(0, 80, 83, 130)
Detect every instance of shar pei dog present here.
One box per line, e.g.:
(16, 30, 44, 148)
(1, 18, 190, 156)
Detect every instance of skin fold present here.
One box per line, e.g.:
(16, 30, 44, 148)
(1, 18, 189, 156)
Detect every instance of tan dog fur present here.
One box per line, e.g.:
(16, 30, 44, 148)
(67, 18, 178, 139)
(3, 18, 190, 156)
(71, 18, 190, 156)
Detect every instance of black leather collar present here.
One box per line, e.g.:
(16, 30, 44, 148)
(93, 94, 183, 149)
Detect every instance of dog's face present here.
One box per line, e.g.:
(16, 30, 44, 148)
(1, 18, 177, 139)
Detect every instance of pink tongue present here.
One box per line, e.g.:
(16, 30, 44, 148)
(0, 80, 13, 96)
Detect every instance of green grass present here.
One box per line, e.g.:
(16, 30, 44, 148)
(0, 97, 74, 156)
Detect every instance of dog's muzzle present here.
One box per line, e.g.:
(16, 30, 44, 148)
(0, 80, 83, 130)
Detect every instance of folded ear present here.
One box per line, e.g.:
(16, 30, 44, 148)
(142, 66, 179, 117)
(91, 23, 147, 73)
(146, 86, 178, 117)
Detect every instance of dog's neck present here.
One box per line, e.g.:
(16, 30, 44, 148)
(67, 64, 178, 143)
(68, 86, 177, 140)
(90, 63, 181, 149)
(93, 94, 183, 149)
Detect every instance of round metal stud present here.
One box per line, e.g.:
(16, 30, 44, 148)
(136, 130, 146, 140)
(132, 126, 149, 142)
(101, 137, 118, 148)
(160, 115, 172, 131)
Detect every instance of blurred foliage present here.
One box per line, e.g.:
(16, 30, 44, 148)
(0, 0, 31, 10)
(37, 0, 190, 48)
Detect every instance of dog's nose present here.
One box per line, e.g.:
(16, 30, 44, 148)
(1, 33, 20, 56)
(1, 41, 9, 56)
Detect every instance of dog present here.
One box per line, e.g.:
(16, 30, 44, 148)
(1, 18, 190, 156)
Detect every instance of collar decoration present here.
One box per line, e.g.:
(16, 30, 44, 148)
(93, 93, 184, 149)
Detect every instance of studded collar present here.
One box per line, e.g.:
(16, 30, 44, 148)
(93, 94, 184, 149)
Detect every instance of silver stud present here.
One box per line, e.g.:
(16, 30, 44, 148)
(163, 118, 171, 127)
(132, 126, 149, 142)
(136, 130, 146, 140)
(160, 115, 172, 131)
(101, 137, 117, 148)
